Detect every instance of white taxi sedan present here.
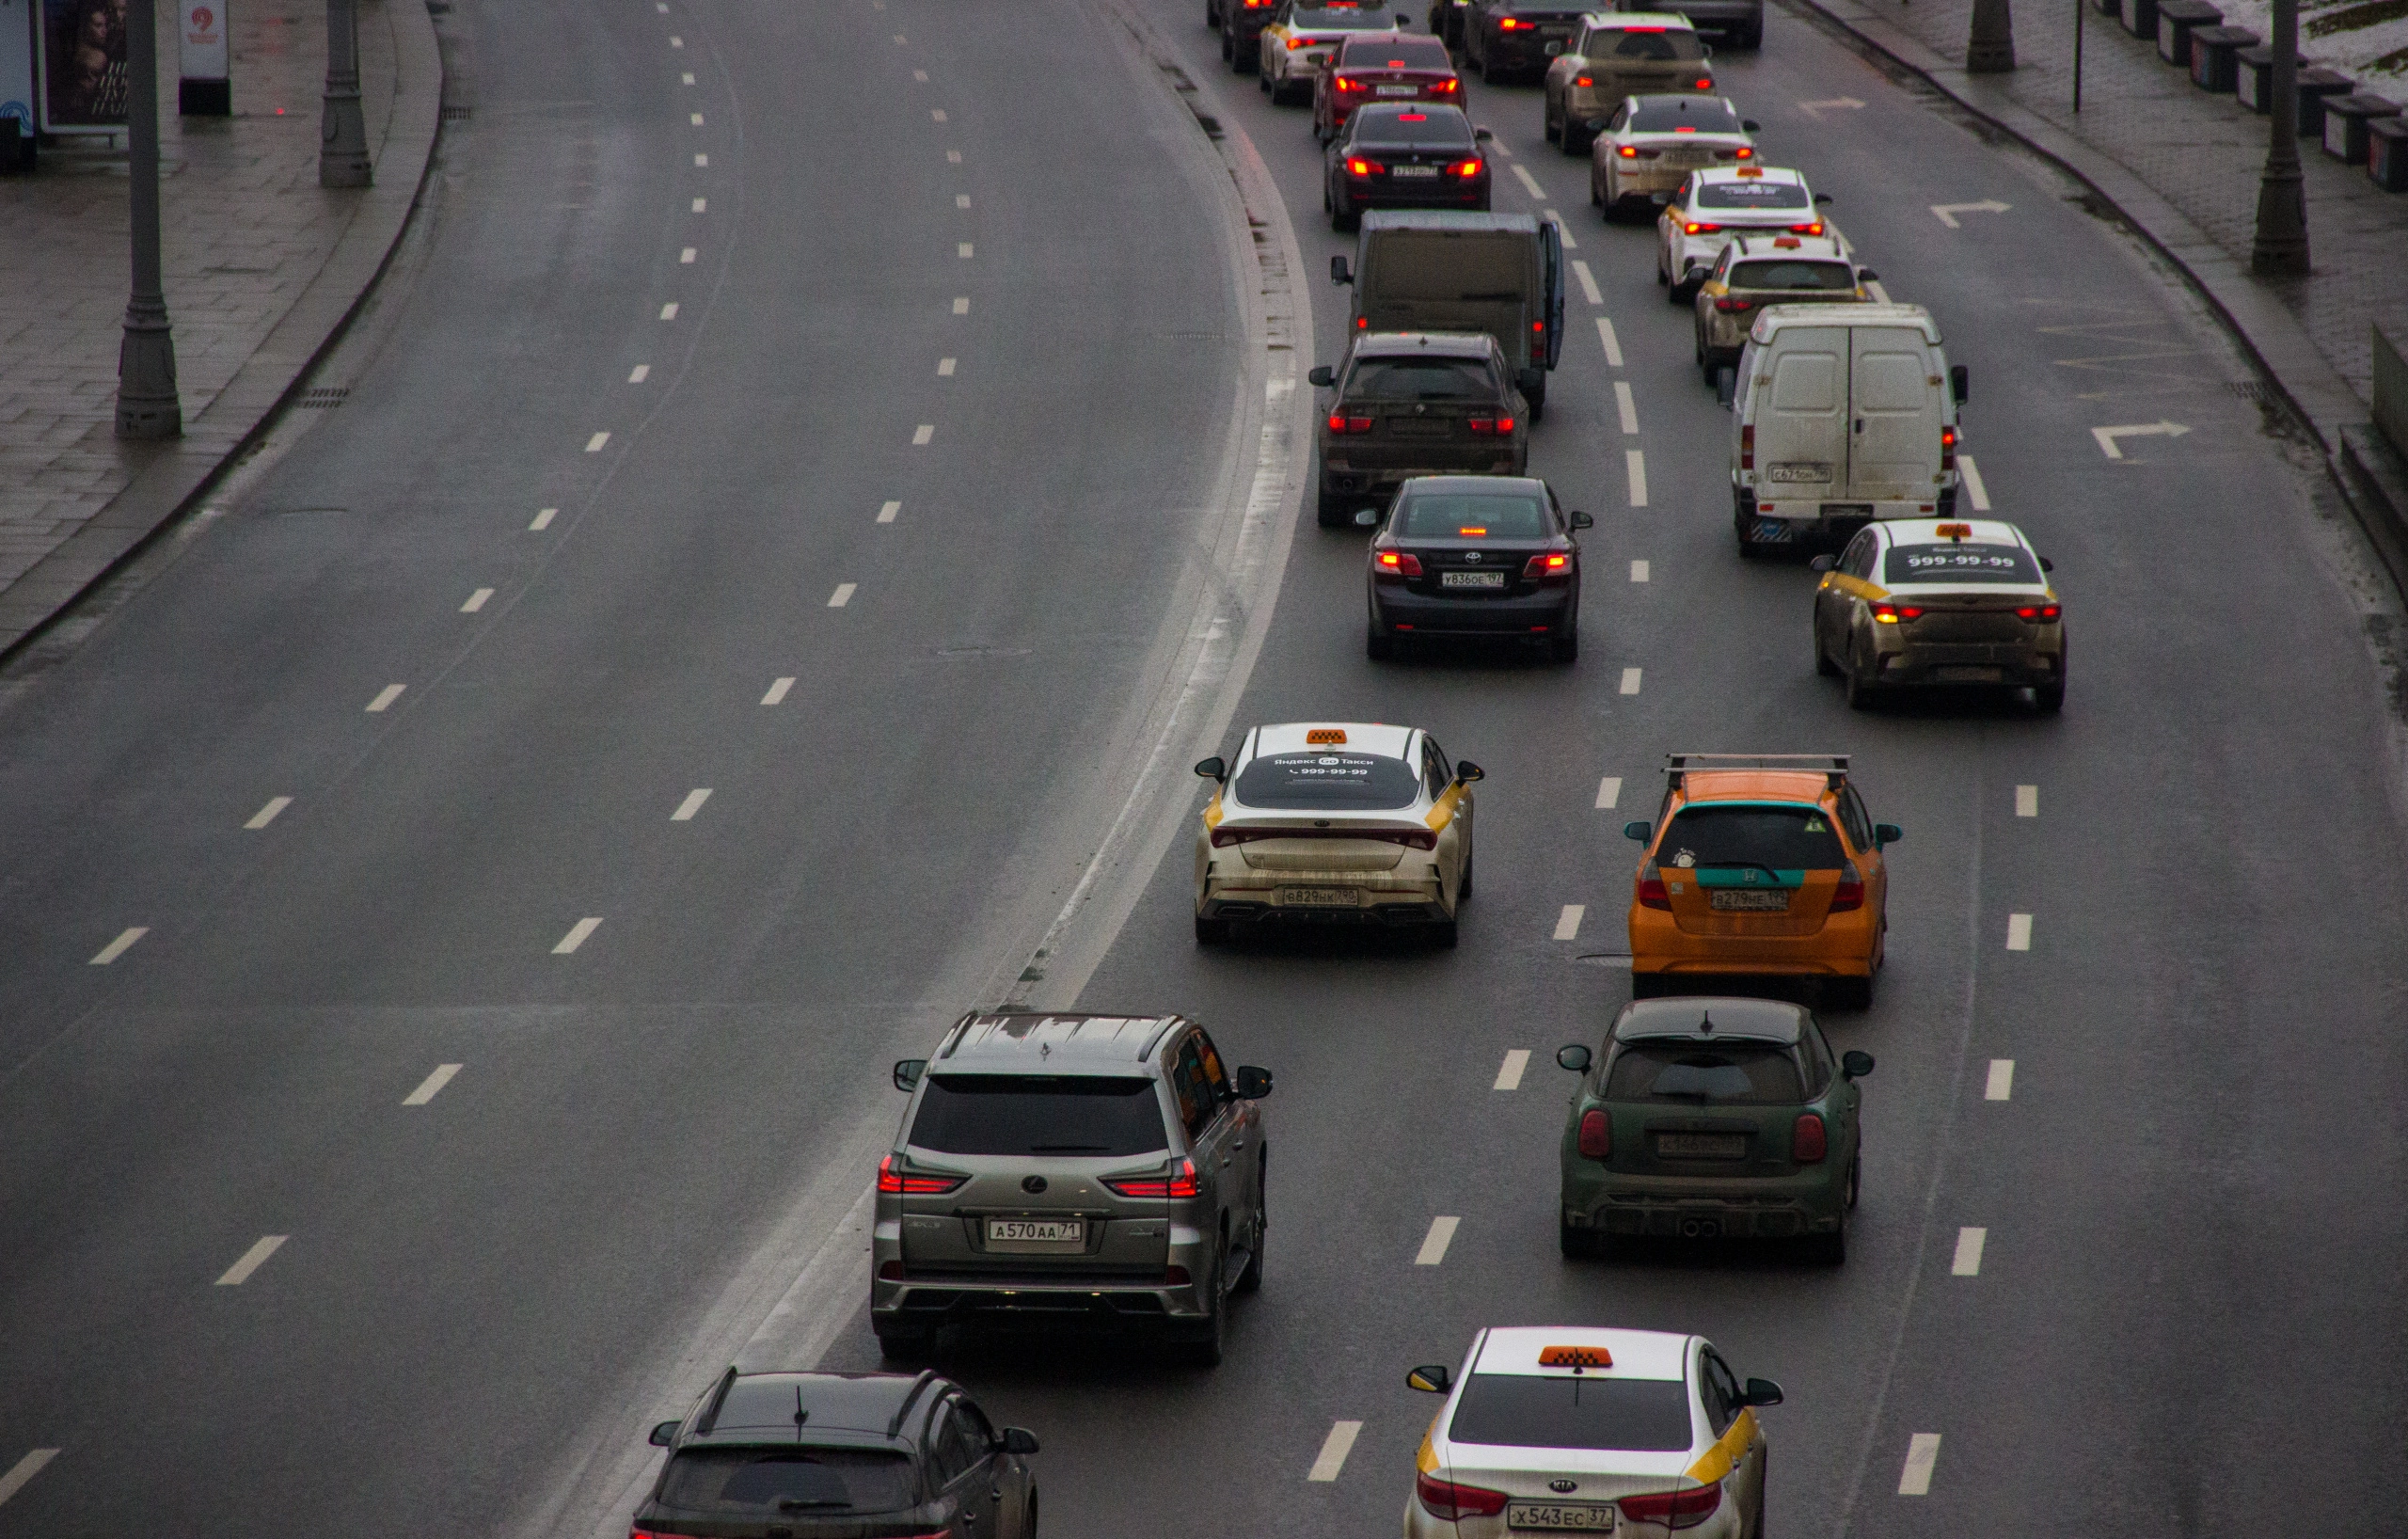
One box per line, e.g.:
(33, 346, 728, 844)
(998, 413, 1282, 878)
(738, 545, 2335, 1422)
(1259, 0, 1409, 104)
(1193, 722, 1481, 946)
(1404, 1327, 1781, 1539)
(1656, 166, 1833, 301)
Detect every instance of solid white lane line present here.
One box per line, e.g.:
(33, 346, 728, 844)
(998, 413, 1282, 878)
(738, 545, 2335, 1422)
(530, 506, 558, 530)
(829, 583, 857, 608)
(956, 193, 971, 208)
(1951, 1227, 1987, 1276)
(1594, 776, 1623, 809)
(0, 1450, 60, 1508)
(1546, 212, 1576, 248)
(958, 242, 974, 259)
(671, 788, 713, 821)
(1985, 1059, 2015, 1100)
(1511, 164, 1545, 199)
(693, 152, 707, 167)
(1595, 315, 1624, 367)
(680, 246, 697, 263)
(1898, 1434, 1941, 1495)
(2015, 784, 2037, 817)
(689, 112, 704, 126)
(366, 684, 405, 712)
(762, 676, 796, 706)
(1620, 666, 1642, 695)
(627, 364, 650, 383)
(931, 108, 947, 121)
(585, 431, 610, 452)
(1614, 381, 1640, 436)
(1307, 1421, 1362, 1482)
(1493, 1049, 1529, 1090)
(1630, 559, 1650, 582)
(215, 1234, 288, 1286)
(246, 796, 293, 830)
(691, 197, 705, 212)
(1958, 453, 1990, 511)
(952, 296, 970, 314)
(1415, 1215, 1461, 1265)
(89, 928, 148, 965)
(2006, 912, 2032, 951)
(1572, 259, 1603, 305)
(403, 1064, 463, 1105)
(1624, 450, 1647, 506)
(554, 917, 603, 955)
(938, 357, 957, 376)
(878, 500, 901, 523)
(461, 588, 494, 612)
(912, 424, 934, 445)
(659, 302, 679, 320)
(1553, 904, 1585, 941)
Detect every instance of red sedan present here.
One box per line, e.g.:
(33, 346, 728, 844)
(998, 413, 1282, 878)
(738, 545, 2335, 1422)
(1314, 34, 1463, 142)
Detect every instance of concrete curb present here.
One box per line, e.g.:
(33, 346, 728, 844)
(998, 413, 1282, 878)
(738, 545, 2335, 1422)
(0, 0, 446, 658)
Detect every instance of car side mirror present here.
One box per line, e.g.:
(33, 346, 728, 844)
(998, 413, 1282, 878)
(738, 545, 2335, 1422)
(1354, 507, 1380, 526)
(1407, 1365, 1453, 1393)
(1585, 117, 1608, 132)
(1855, 268, 1878, 283)
(1701, 41, 1713, 56)
(1623, 819, 1652, 843)
(1950, 363, 1969, 405)
(1740, 1377, 1784, 1408)
(1454, 760, 1485, 784)
(1556, 1044, 1592, 1073)
(1650, 191, 1671, 205)
(990, 1427, 1039, 1455)
(1195, 755, 1227, 781)
(1235, 1065, 1275, 1099)
(1808, 554, 1834, 572)
(1874, 822, 1903, 848)
(1307, 364, 1336, 388)
(893, 1058, 927, 1092)
(1475, 125, 1494, 140)
(1813, 192, 1832, 205)
(2039, 556, 2053, 572)
(1331, 254, 1354, 285)
(1841, 1050, 1876, 1081)
(649, 1420, 681, 1448)
(1569, 509, 1594, 530)
(1741, 118, 1760, 132)
(1516, 366, 1545, 397)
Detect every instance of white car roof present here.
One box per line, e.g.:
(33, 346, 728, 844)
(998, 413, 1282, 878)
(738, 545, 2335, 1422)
(1584, 10, 1697, 27)
(1246, 722, 1416, 760)
(1726, 234, 1846, 262)
(1876, 518, 2028, 547)
(1693, 165, 1804, 187)
(1471, 1326, 1692, 1382)
(1750, 301, 1940, 343)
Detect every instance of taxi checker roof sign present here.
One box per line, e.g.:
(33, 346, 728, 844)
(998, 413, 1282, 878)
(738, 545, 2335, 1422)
(1476, 1326, 1688, 1380)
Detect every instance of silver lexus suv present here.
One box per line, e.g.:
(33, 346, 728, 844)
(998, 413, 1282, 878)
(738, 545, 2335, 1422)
(872, 1012, 1274, 1365)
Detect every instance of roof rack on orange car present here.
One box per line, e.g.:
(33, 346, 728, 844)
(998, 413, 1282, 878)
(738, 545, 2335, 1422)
(1665, 754, 1848, 792)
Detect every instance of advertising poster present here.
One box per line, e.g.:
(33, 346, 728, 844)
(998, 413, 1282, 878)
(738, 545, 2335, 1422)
(0, 0, 38, 135)
(36, 0, 128, 132)
(180, 0, 226, 114)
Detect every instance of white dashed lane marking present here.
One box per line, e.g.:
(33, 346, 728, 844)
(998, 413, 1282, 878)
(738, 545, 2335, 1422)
(1595, 315, 1624, 367)
(403, 1064, 462, 1105)
(1624, 450, 1647, 507)
(947, 149, 962, 163)
(1630, 559, 1649, 582)
(762, 677, 796, 706)
(1511, 164, 1546, 199)
(878, 501, 902, 523)
(1415, 1216, 1461, 1265)
(627, 364, 650, 383)
(912, 425, 935, 445)
(958, 243, 974, 259)
(681, 71, 694, 85)
(931, 108, 947, 121)
(952, 296, 970, 314)
(554, 917, 604, 955)
(215, 1235, 288, 1286)
(1620, 667, 1642, 695)
(1594, 775, 1622, 809)
(680, 247, 697, 263)
(660, 303, 679, 321)
(2015, 784, 2037, 817)
(531, 507, 559, 530)
(692, 197, 705, 213)
(89, 928, 148, 965)
(1553, 904, 1585, 941)
(1898, 1434, 1942, 1496)
(461, 588, 494, 612)
(913, 68, 929, 82)
(246, 796, 293, 830)
(689, 112, 704, 126)
(1307, 1421, 1362, 1482)
(669, 34, 681, 46)
(1493, 1049, 1529, 1090)
(0, 1450, 60, 1509)
(2006, 912, 2032, 951)
(671, 788, 713, 821)
(1959, 453, 1990, 511)
(829, 583, 857, 608)
(1546, 212, 1576, 248)
(1985, 1059, 2015, 1100)
(585, 431, 610, 452)
(693, 152, 707, 167)
(956, 193, 972, 208)
(938, 358, 957, 376)
(1614, 381, 1640, 436)
(366, 684, 405, 712)
(1572, 259, 1602, 305)
(1951, 1227, 1987, 1276)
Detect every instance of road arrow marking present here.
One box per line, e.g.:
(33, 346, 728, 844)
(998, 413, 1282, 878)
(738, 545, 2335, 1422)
(2091, 420, 2190, 458)
(1798, 96, 1865, 117)
(1929, 198, 2011, 228)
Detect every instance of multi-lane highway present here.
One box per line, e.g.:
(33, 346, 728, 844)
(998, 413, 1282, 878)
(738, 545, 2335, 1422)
(4, 0, 2407, 1536)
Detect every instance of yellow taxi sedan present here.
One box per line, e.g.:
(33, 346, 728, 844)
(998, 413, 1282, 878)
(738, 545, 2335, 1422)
(1402, 1326, 1782, 1539)
(1811, 517, 2067, 711)
(1259, 0, 1409, 104)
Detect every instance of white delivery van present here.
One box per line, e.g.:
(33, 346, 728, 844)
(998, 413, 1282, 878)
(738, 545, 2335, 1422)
(1727, 303, 1968, 556)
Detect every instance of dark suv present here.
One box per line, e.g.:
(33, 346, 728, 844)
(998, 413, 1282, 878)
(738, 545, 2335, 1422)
(872, 1012, 1274, 1364)
(635, 1369, 1038, 1539)
(1309, 331, 1529, 527)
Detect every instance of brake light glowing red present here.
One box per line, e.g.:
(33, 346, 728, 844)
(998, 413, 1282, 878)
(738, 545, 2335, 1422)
(1418, 1472, 1512, 1520)
(1618, 144, 1640, 158)
(1376, 549, 1424, 577)
(1433, 77, 1461, 92)
(1450, 157, 1483, 177)
(1497, 15, 1523, 26)
(1941, 424, 1956, 470)
(1467, 416, 1514, 435)
(2016, 604, 2062, 621)
(878, 1154, 966, 1195)
(1871, 602, 1925, 624)
(1694, 76, 1712, 87)
(1336, 74, 1366, 91)
(1577, 1107, 1611, 1158)
(1618, 1483, 1723, 1530)
(1792, 1114, 1828, 1164)
(1574, 73, 1593, 86)
(1327, 413, 1373, 433)
(1345, 156, 1381, 176)
(1715, 296, 1755, 312)
(1103, 1158, 1200, 1198)
(1789, 221, 1826, 235)
(1683, 221, 1721, 235)
(1522, 550, 1570, 576)
(1734, 145, 1753, 158)
(1830, 860, 1864, 912)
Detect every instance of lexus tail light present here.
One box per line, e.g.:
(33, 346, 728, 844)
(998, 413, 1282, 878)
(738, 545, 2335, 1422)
(878, 1154, 966, 1196)
(1103, 1158, 1200, 1198)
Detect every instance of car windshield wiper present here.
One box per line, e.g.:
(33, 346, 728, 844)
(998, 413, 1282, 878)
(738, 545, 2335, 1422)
(777, 1499, 852, 1511)
(1029, 1143, 1111, 1152)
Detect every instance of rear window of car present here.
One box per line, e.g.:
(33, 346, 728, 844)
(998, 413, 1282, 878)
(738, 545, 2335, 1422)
(1600, 28, 1703, 59)
(1234, 751, 1423, 810)
(1344, 357, 1496, 401)
(1350, 107, 1474, 145)
(1296, 1, 1403, 27)
(1450, 1374, 1694, 1452)
(1340, 36, 1452, 67)
(1391, 493, 1550, 538)
(1884, 543, 2042, 584)
(1658, 803, 1847, 870)
(1629, 98, 1739, 132)
(1695, 181, 1811, 211)
(1605, 1042, 1804, 1104)
(1363, 232, 1531, 302)
(1729, 259, 1854, 291)
(911, 1075, 1168, 1157)
(656, 1449, 918, 1517)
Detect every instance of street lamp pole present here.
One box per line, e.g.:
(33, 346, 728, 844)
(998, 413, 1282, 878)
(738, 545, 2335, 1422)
(1968, 0, 2018, 71)
(116, 0, 182, 439)
(2251, 0, 2309, 273)
(320, 0, 372, 186)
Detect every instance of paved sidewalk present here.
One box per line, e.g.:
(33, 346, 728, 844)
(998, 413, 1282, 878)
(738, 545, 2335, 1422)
(0, 0, 441, 654)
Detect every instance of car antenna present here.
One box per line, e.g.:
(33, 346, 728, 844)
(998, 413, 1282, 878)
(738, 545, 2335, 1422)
(1699, 1010, 1714, 1035)
(795, 1386, 809, 1427)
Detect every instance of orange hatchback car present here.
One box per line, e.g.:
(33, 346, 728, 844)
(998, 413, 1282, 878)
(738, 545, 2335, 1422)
(1622, 754, 1901, 1007)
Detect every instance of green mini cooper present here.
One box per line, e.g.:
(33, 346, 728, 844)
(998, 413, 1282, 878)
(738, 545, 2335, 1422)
(1556, 997, 1873, 1262)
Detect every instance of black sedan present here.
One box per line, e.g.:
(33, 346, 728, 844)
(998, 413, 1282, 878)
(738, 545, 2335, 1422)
(1366, 475, 1592, 660)
(1323, 103, 1492, 230)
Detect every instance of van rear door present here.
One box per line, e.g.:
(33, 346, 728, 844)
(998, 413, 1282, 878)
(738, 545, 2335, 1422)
(1755, 327, 1846, 501)
(1847, 327, 1939, 500)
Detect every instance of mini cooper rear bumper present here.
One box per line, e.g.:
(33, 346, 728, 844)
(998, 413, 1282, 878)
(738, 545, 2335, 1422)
(1560, 1166, 1846, 1239)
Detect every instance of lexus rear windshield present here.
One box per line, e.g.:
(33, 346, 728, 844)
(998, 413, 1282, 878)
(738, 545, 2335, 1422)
(1392, 494, 1549, 539)
(1658, 804, 1846, 870)
(656, 1448, 918, 1517)
(1729, 260, 1854, 291)
(1695, 182, 1811, 211)
(1235, 751, 1422, 810)
(1340, 38, 1452, 66)
(1884, 543, 2042, 585)
(1629, 100, 1739, 132)
(911, 1075, 1168, 1157)
(1450, 1374, 1694, 1452)
(1344, 357, 1495, 401)
(1607, 1042, 1803, 1104)
(1350, 109, 1475, 146)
